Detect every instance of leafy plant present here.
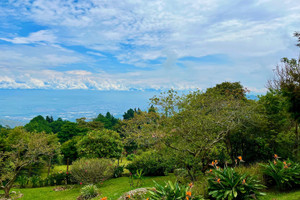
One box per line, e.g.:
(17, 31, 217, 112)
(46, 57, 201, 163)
(149, 181, 203, 200)
(53, 171, 66, 185)
(30, 175, 41, 188)
(17, 175, 28, 188)
(126, 150, 174, 176)
(207, 167, 265, 200)
(113, 165, 125, 178)
(80, 184, 99, 199)
(71, 158, 114, 184)
(126, 154, 135, 161)
(260, 157, 300, 190)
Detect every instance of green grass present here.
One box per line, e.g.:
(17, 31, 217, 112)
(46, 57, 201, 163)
(1, 174, 175, 200)
(2, 174, 299, 200)
(261, 190, 300, 200)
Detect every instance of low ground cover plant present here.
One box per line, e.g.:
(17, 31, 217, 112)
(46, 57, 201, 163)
(79, 184, 99, 199)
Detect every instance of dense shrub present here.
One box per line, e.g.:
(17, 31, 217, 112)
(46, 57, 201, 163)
(126, 154, 135, 161)
(207, 167, 265, 200)
(71, 158, 114, 184)
(260, 157, 300, 190)
(80, 184, 99, 199)
(30, 175, 41, 188)
(113, 165, 125, 178)
(126, 150, 175, 176)
(17, 175, 29, 188)
(149, 181, 204, 200)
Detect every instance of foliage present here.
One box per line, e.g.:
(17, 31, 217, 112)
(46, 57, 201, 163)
(152, 89, 252, 180)
(206, 81, 248, 100)
(126, 150, 175, 176)
(129, 169, 144, 188)
(260, 157, 300, 190)
(207, 167, 266, 200)
(80, 184, 99, 199)
(93, 112, 119, 130)
(76, 129, 123, 159)
(113, 165, 125, 178)
(71, 158, 114, 184)
(61, 137, 80, 164)
(30, 175, 41, 188)
(120, 110, 161, 151)
(0, 127, 60, 198)
(149, 180, 204, 200)
(24, 115, 52, 133)
(17, 175, 29, 188)
(57, 121, 86, 143)
(126, 154, 135, 161)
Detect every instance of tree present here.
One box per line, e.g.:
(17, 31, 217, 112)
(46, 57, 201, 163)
(24, 115, 52, 133)
(76, 129, 123, 159)
(152, 89, 249, 180)
(268, 57, 300, 158)
(120, 111, 161, 152)
(93, 112, 119, 130)
(0, 127, 59, 198)
(57, 121, 86, 143)
(123, 108, 135, 120)
(294, 31, 300, 47)
(206, 81, 248, 100)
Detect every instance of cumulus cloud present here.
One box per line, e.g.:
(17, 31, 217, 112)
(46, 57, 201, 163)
(0, 0, 299, 92)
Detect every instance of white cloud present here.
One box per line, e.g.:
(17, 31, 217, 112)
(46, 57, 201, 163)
(0, 0, 299, 92)
(0, 30, 56, 44)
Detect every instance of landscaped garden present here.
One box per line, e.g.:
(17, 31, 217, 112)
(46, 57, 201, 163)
(1, 66, 300, 199)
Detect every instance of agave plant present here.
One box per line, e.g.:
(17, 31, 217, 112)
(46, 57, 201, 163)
(208, 167, 265, 200)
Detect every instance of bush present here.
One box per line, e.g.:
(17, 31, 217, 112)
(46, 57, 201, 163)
(260, 157, 300, 190)
(113, 165, 125, 178)
(207, 167, 265, 200)
(30, 175, 41, 188)
(80, 184, 99, 199)
(17, 175, 29, 188)
(126, 151, 174, 176)
(149, 181, 204, 200)
(126, 154, 135, 161)
(71, 158, 114, 184)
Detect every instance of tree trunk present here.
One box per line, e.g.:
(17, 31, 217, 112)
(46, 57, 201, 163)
(296, 121, 299, 158)
(47, 157, 52, 177)
(4, 186, 11, 198)
(225, 134, 234, 164)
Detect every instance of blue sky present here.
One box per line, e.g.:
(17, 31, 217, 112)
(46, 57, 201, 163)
(0, 0, 299, 93)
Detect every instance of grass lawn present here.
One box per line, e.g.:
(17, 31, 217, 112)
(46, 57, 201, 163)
(1, 175, 176, 200)
(2, 174, 299, 200)
(261, 190, 300, 200)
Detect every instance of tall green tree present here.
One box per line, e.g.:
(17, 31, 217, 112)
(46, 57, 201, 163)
(76, 129, 123, 159)
(24, 115, 52, 133)
(0, 128, 59, 198)
(152, 89, 250, 180)
(268, 57, 300, 158)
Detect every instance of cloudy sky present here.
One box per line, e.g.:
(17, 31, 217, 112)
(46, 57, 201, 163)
(0, 0, 299, 93)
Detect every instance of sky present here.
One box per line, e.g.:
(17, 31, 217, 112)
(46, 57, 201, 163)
(0, 0, 299, 93)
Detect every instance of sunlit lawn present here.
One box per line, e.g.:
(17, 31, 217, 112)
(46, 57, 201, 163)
(1, 174, 299, 200)
(1, 175, 175, 200)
